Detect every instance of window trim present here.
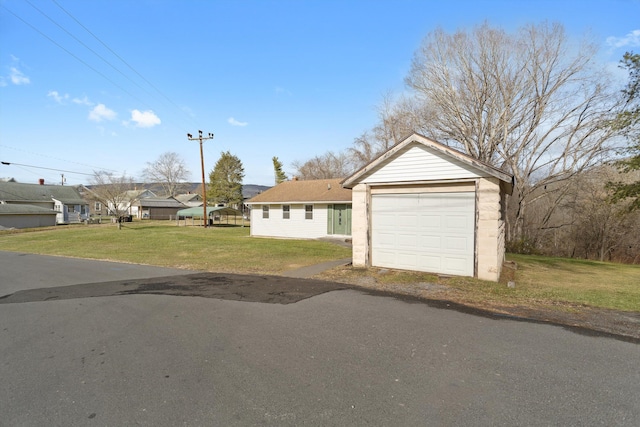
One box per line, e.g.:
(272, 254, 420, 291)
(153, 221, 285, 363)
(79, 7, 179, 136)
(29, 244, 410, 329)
(282, 204, 290, 219)
(262, 205, 270, 219)
(305, 204, 313, 220)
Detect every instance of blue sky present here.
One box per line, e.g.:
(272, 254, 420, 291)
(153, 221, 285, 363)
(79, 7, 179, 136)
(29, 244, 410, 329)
(1, 0, 639, 187)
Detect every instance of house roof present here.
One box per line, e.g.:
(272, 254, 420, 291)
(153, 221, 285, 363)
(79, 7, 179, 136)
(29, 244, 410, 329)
(0, 182, 87, 205)
(246, 178, 351, 204)
(174, 193, 201, 203)
(135, 197, 186, 208)
(0, 203, 57, 215)
(123, 189, 156, 199)
(342, 133, 514, 193)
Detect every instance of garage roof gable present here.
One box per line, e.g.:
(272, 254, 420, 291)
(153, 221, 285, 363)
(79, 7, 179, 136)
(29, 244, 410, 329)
(342, 133, 513, 193)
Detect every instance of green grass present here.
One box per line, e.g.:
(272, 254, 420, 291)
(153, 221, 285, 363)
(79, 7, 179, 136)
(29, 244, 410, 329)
(500, 254, 640, 311)
(0, 221, 350, 275)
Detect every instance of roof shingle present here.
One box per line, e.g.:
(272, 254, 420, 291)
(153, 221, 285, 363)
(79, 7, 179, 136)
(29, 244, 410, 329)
(246, 178, 351, 204)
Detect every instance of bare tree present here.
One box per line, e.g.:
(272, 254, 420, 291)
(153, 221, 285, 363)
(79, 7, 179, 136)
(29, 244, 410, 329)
(527, 165, 639, 261)
(404, 22, 620, 241)
(292, 151, 354, 180)
(142, 152, 190, 197)
(87, 171, 136, 229)
(349, 93, 429, 169)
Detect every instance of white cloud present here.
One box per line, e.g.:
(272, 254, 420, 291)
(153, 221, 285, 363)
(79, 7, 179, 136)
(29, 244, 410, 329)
(228, 117, 248, 127)
(47, 90, 69, 104)
(72, 96, 92, 106)
(606, 29, 640, 48)
(9, 67, 30, 85)
(89, 104, 117, 122)
(130, 109, 161, 128)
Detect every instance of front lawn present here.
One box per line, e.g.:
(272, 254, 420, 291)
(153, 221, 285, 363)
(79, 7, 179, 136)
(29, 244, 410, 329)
(0, 222, 350, 275)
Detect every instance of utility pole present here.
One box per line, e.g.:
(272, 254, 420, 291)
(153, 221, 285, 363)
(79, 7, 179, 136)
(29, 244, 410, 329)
(187, 130, 214, 227)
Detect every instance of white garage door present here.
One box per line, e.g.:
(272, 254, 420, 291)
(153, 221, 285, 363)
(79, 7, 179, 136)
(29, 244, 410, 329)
(371, 192, 475, 276)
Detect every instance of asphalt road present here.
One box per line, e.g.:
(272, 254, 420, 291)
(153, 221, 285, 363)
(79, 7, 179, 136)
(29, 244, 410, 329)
(1, 251, 638, 426)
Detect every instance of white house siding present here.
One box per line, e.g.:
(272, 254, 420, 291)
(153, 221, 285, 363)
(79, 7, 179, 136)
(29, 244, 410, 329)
(363, 144, 480, 184)
(250, 204, 331, 239)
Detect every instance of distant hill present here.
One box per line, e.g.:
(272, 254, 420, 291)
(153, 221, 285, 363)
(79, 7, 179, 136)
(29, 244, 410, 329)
(86, 182, 271, 199)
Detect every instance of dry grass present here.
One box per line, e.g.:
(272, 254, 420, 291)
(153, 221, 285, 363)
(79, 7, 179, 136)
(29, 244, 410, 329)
(319, 254, 640, 313)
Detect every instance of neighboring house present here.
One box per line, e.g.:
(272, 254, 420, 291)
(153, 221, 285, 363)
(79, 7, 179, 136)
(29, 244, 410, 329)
(0, 204, 57, 229)
(110, 189, 156, 218)
(134, 197, 187, 220)
(246, 178, 352, 239)
(174, 193, 203, 207)
(0, 181, 89, 226)
(342, 133, 514, 282)
(241, 184, 271, 218)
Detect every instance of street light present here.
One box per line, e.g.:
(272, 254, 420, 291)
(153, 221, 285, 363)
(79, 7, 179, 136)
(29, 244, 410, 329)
(187, 130, 214, 227)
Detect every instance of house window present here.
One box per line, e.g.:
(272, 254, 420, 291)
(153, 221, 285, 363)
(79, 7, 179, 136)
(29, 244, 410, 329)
(282, 205, 290, 219)
(95, 202, 102, 211)
(305, 204, 313, 220)
(262, 205, 269, 219)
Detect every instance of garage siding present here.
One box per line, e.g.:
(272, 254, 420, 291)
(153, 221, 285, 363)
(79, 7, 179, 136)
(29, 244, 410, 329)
(371, 192, 475, 276)
(364, 145, 480, 183)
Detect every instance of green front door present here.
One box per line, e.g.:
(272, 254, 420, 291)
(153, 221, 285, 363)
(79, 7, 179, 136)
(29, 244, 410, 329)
(332, 204, 351, 235)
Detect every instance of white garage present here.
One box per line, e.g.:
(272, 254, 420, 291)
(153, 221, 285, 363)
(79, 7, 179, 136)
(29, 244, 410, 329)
(342, 133, 513, 282)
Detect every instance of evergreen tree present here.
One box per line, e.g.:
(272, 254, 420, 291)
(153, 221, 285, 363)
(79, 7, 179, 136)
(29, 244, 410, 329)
(608, 52, 640, 211)
(208, 151, 244, 207)
(272, 156, 287, 184)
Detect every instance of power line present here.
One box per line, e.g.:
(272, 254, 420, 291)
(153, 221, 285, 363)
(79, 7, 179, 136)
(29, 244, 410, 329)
(0, 143, 118, 173)
(1, 4, 144, 108)
(25, 0, 157, 104)
(1, 161, 96, 177)
(1, 3, 201, 132)
(50, 0, 197, 128)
